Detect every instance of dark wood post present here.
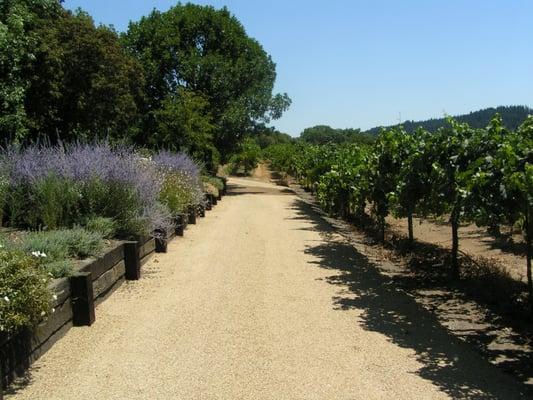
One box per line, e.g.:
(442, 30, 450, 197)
(175, 215, 184, 237)
(70, 272, 95, 326)
(188, 205, 197, 225)
(0, 362, 4, 400)
(124, 241, 141, 280)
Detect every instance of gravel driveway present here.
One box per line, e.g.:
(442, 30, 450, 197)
(7, 178, 528, 399)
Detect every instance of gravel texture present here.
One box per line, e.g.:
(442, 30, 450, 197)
(7, 178, 527, 399)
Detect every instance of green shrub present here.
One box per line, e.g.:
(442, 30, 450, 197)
(20, 228, 104, 261)
(85, 216, 116, 239)
(160, 172, 198, 215)
(43, 260, 75, 279)
(34, 175, 80, 230)
(0, 249, 52, 334)
(1, 228, 104, 278)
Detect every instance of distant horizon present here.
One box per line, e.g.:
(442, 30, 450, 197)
(64, 0, 533, 136)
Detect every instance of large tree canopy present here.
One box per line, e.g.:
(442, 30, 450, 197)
(25, 9, 145, 143)
(0, 0, 63, 142)
(122, 3, 291, 156)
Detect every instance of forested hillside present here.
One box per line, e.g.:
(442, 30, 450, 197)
(364, 105, 532, 135)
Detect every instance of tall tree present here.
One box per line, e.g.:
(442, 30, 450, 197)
(122, 3, 290, 156)
(0, 0, 63, 142)
(24, 9, 145, 143)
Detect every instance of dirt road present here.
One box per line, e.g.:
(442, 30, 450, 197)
(7, 178, 529, 399)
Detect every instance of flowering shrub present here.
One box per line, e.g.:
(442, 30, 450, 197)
(154, 151, 204, 215)
(0, 143, 178, 238)
(0, 248, 52, 334)
(202, 176, 224, 197)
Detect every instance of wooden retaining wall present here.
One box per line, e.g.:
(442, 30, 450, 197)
(0, 186, 225, 397)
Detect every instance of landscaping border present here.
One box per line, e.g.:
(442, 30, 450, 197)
(0, 185, 226, 397)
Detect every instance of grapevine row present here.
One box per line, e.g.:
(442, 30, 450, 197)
(265, 114, 533, 301)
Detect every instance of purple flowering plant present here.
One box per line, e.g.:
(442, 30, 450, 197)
(0, 143, 203, 239)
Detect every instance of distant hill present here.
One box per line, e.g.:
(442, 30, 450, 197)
(364, 105, 532, 135)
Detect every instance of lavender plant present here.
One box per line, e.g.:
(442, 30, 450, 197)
(1, 143, 169, 238)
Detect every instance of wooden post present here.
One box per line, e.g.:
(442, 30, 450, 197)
(175, 215, 184, 237)
(70, 272, 95, 326)
(124, 241, 141, 280)
(0, 362, 4, 400)
(188, 205, 197, 225)
(155, 237, 167, 253)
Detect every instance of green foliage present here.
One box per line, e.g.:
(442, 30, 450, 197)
(365, 105, 533, 136)
(153, 90, 219, 172)
(0, 248, 52, 334)
(265, 113, 533, 296)
(229, 138, 262, 174)
(84, 216, 116, 239)
(1, 228, 104, 278)
(160, 172, 200, 215)
(122, 3, 290, 156)
(301, 125, 374, 145)
(24, 9, 145, 143)
(0, 0, 63, 142)
(202, 176, 224, 197)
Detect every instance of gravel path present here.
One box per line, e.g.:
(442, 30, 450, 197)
(7, 178, 528, 399)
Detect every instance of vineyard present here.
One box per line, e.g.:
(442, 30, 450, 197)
(265, 114, 533, 305)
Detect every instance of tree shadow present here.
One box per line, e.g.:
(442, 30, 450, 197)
(289, 198, 532, 399)
(225, 182, 294, 197)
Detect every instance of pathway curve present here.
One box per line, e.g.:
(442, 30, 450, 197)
(8, 178, 528, 399)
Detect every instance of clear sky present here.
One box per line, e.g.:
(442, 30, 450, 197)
(64, 0, 533, 136)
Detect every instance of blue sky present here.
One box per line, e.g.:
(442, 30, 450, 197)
(64, 0, 533, 136)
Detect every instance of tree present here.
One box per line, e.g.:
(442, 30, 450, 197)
(300, 125, 373, 145)
(122, 3, 290, 156)
(23, 9, 144, 143)
(154, 89, 218, 171)
(0, 0, 63, 142)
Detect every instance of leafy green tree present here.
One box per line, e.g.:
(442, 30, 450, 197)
(0, 0, 62, 142)
(24, 9, 144, 143)
(301, 125, 373, 145)
(122, 3, 290, 156)
(154, 89, 219, 171)
(229, 138, 262, 174)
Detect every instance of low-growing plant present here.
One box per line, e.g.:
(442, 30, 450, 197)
(20, 228, 104, 260)
(1, 228, 104, 278)
(0, 249, 52, 334)
(84, 216, 116, 239)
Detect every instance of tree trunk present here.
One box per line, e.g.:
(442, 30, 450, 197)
(451, 206, 460, 280)
(407, 211, 414, 245)
(526, 201, 532, 306)
(380, 216, 386, 243)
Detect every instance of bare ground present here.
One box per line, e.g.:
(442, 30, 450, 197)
(6, 177, 531, 399)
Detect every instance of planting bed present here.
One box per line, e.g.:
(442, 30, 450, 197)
(0, 186, 226, 397)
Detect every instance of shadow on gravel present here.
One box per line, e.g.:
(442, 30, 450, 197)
(288, 198, 531, 400)
(225, 182, 294, 197)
